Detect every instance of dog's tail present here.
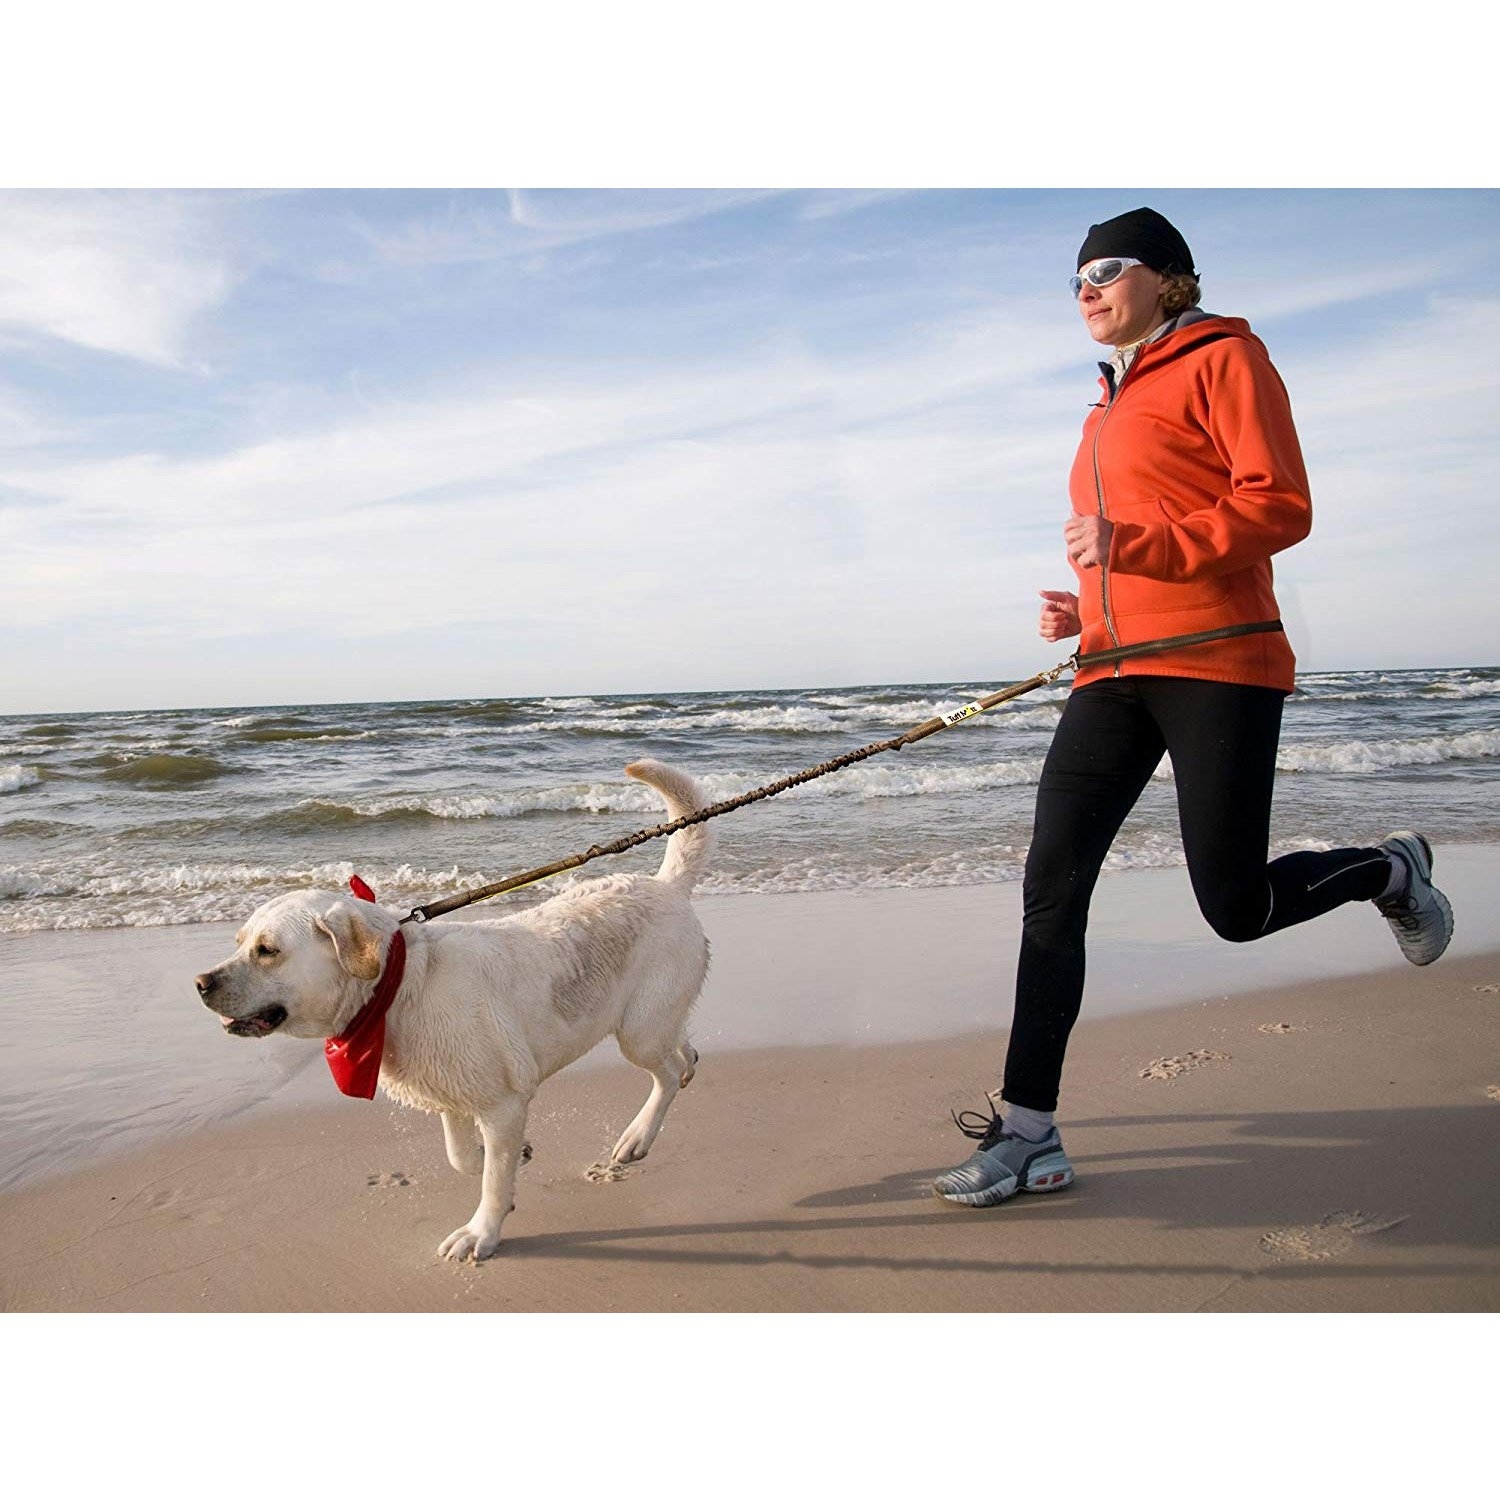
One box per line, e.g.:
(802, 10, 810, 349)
(625, 759, 714, 889)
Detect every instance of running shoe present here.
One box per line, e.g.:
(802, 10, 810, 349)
(1375, 831, 1454, 966)
(932, 1104, 1074, 1207)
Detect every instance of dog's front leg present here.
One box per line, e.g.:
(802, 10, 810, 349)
(437, 1095, 530, 1262)
(441, 1111, 484, 1175)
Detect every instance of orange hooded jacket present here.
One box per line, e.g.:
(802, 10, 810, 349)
(1067, 313, 1311, 693)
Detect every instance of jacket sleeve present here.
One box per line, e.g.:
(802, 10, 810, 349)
(1106, 340, 1313, 582)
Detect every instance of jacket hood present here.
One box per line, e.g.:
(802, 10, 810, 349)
(1141, 312, 1267, 364)
(1097, 311, 1268, 397)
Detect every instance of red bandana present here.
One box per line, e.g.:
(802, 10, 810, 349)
(323, 875, 406, 1100)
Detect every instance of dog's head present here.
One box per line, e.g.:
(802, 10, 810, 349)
(195, 889, 397, 1041)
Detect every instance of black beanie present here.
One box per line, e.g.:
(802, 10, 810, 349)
(1077, 207, 1196, 277)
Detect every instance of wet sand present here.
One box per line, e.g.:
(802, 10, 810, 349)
(3, 948, 1497, 1312)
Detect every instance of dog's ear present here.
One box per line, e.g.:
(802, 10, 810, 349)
(314, 903, 384, 981)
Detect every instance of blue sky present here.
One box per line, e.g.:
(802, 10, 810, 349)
(2, 187, 1496, 712)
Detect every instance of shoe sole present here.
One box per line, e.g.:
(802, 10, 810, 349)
(934, 1155, 1075, 1208)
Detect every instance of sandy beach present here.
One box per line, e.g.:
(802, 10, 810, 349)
(2, 858, 1497, 1313)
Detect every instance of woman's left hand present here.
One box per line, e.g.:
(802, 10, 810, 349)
(1064, 513, 1114, 569)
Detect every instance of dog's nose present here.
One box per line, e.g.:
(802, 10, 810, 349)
(195, 971, 217, 998)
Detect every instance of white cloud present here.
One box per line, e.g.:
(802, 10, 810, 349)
(0, 381, 61, 450)
(1219, 258, 1449, 323)
(361, 189, 779, 268)
(0, 301, 1085, 699)
(793, 190, 908, 221)
(0, 191, 233, 366)
(1246, 292, 1500, 666)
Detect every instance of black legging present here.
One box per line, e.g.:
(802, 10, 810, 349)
(1001, 676, 1391, 1111)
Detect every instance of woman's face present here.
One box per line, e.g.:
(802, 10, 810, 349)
(1077, 261, 1169, 347)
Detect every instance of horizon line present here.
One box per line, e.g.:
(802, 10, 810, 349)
(3, 660, 1496, 720)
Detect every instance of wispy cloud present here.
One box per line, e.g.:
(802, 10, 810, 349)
(0, 192, 234, 366)
(794, 190, 908, 221)
(0, 382, 61, 450)
(1213, 257, 1452, 324)
(505, 187, 774, 237)
(360, 188, 779, 268)
(0, 301, 1081, 676)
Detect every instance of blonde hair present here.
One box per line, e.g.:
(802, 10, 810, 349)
(1160, 272, 1202, 316)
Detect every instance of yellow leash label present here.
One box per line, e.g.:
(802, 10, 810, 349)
(941, 701, 985, 727)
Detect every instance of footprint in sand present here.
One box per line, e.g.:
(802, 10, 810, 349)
(1474, 984, 1499, 995)
(1485, 1086, 1500, 1102)
(1259, 1210, 1408, 1261)
(585, 1160, 630, 1184)
(1257, 1022, 1296, 1035)
(366, 1171, 412, 1188)
(1139, 1049, 1230, 1081)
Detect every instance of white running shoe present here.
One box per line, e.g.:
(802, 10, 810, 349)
(1375, 831, 1454, 966)
(932, 1105, 1074, 1207)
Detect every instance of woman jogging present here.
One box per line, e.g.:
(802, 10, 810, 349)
(932, 206, 1455, 1208)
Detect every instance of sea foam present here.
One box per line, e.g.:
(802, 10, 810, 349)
(1, 766, 42, 794)
(1276, 729, 1500, 774)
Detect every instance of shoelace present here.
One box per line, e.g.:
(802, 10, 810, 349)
(1378, 887, 1423, 929)
(1376, 851, 1423, 928)
(950, 1099, 1008, 1152)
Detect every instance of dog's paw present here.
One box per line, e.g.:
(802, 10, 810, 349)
(438, 1224, 502, 1262)
(610, 1134, 650, 1165)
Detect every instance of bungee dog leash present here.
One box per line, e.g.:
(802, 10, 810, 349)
(398, 620, 1284, 927)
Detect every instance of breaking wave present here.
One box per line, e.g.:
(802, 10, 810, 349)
(1, 766, 42, 794)
(245, 761, 1053, 828)
(1276, 729, 1500, 774)
(229, 726, 371, 744)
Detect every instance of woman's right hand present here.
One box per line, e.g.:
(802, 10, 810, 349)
(1038, 589, 1081, 641)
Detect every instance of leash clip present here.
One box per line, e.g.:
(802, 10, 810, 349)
(401, 907, 428, 925)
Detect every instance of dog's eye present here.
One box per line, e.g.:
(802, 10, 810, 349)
(254, 942, 279, 959)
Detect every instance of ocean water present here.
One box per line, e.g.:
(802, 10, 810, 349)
(2, 666, 1498, 934)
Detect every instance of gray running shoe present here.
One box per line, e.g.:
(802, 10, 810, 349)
(932, 1105, 1074, 1207)
(1375, 831, 1454, 966)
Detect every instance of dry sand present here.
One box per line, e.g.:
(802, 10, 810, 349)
(4, 949, 1497, 1313)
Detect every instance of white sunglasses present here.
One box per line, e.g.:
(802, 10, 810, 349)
(1070, 257, 1145, 298)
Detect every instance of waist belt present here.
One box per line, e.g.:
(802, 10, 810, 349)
(1072, 619, 1284, 672)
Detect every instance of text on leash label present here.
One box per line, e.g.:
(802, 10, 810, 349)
(941, 702, 985, 727)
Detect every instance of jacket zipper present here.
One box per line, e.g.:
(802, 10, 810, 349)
(1089, 362, 1129, 675)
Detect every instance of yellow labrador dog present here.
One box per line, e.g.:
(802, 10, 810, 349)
(195, 760, 711, 1261)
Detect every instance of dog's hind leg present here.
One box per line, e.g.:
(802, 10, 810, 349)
(612, 950, 705, 1164)
(610, 1048, 688, 1165)
(438, 1093, 531, 1262)
(441, 1111, 484, 1176)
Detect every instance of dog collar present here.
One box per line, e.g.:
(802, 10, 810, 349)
(324, 875, 406, 1100)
